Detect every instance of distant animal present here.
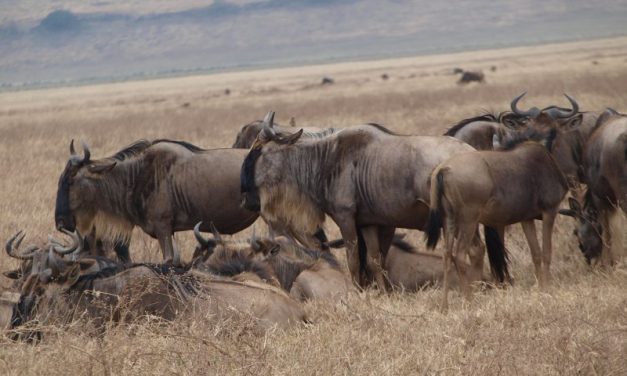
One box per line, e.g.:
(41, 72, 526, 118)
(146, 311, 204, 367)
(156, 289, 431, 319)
(559, 109, 626, 265)
(241, 112, 479, 290)
(232, 120, 337, 149)
(426, 126, 568, 311)
(321, 77, 334, 85)
(456, 70, 485, 84)
(54, 139, 258, 266)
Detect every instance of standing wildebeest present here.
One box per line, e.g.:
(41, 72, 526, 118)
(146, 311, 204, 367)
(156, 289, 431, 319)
(426, 127, 568, 310)
(241, 112, 481, 289)
(232, 119, 337, 149)
(560, 109, 627, 265)
(444, 110, 528, 150)
(55, 139, 258, 266)
(510, 92, 604, 187)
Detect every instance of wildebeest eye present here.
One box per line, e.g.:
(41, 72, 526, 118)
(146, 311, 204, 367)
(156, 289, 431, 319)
(573, 229, 577, 235)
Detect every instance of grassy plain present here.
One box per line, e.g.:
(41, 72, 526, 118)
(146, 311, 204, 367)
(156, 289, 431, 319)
(0, 37, 626, 375)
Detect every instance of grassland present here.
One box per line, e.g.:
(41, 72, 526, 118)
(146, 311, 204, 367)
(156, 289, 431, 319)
(0, 37, 626, 375)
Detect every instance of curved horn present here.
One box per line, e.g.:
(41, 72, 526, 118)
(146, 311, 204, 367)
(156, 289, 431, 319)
(263, 111, 275, 128)
(5, 231, 38, 260)
(193, 222, 210, 247)
(511, 92, 540, 117)
(209, 222, 223, 243)
(69, 140, 77, 156)
(559, 94, 579, 118)
(49, 229, 82, 255)
(81, 141, 91, 163)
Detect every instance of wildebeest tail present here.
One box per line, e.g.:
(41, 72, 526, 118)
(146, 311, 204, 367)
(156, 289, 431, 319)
(484, 226, 510, 283)
(426, 169, 445, 249)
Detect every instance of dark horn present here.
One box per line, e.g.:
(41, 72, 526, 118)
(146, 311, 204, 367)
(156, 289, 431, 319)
(560, 94, 579, 118)
(263, 111, 275, 128)
(510, 92, 540, 117)
(69, 140, 77, 156)
(209, 222, 223, 243)
(81, 141, 91, 162)
(50, 229, 82, 255)
(193, 222, 209, 247)
(5, 231, 38, 260)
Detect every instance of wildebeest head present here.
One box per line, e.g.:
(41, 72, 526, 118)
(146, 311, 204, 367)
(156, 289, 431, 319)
(512, 92, 582, 129)
(240, 111, 304, 213)
(55, 140, 117, 234)
(559, 194, 603, 264)
(232, 120, 264, 149)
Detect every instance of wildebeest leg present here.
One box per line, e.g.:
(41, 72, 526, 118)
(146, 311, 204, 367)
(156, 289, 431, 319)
(607, 209, 625, 265)
(541, 210, 557, 287)
(441, 218, 456, 312)
(114, 240, 131, 264)
(158, 234, 181, 266)
(361, 226, 388, 291)
(520, 220, 543, 288)
(378, 226, 395, 264)
(453, 223, 474, 303)
(333, 215, 361, 286)
(467, 228, 485, 284)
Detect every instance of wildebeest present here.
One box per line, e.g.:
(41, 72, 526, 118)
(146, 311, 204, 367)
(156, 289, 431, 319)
(251, 237, 352, 301)
(510, 92, 602, 187)
(426, 127, 568, 310)
(560, 109, 627, 265)
(444, 110, 528, 150)
(383, 236, 487, 292)
(232, 119, 337, 149)
(241, 112, 477, 289)
(457, 70, 485, 84)
(55, 139, 258, 266)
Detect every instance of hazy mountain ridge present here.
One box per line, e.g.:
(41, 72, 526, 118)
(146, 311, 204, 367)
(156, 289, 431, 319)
(1, 0, 626, 88)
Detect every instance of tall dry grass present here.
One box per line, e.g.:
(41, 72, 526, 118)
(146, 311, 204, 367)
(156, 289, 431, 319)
(0, 38, 626, 375)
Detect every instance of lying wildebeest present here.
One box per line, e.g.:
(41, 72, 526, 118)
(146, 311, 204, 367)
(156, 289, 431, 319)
(457, 70, 484, 84)
(560, 109, 626, 265)
(55, 139, 258, 266)
(383, 236, 488, 292)
(251, 237, 352, 301)
(241, 112, 485, 290)
(426, 127, 568, 311)
(232, 119, 337, 149)
(193, 223, 351, 301)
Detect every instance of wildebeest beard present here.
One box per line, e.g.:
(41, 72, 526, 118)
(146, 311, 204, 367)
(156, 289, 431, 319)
(55, 162, 76, 231)
(240, 147, 262, 212)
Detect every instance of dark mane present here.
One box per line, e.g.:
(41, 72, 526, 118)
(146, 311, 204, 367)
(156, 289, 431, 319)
(111, 139, 206, 161)
(296, 246, 341, 269)
(445, 113, 498, 136)
(501, 127, 557, 152)
(71, 264, 128, 291)
(205, 250, 276, 283)
(364, 123, 397, 135)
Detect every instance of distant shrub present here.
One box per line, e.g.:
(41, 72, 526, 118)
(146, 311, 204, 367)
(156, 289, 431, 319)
(39, 10, 81, 32)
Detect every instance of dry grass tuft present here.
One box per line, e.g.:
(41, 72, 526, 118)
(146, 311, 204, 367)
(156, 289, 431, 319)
(0, 38, 626, 374)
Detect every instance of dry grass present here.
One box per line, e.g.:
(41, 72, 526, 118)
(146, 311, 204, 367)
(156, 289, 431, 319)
(0, 38, 626, 375)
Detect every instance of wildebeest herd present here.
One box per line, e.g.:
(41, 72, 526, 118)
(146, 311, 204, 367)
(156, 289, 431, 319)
(1, 92, 625, 340)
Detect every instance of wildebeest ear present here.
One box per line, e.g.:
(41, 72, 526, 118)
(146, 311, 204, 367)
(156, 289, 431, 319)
(269, 244, 280, 256)
(277, 129, 303, 145)
(2, 270, 21, 280)
(561, 114, 583, 130)
(76, 259, 96, 271)
(558, 209, 576, 217)
(88, 161, 117, 174)
(65, 264, 81, 286)
(568, 197, 582, 213)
